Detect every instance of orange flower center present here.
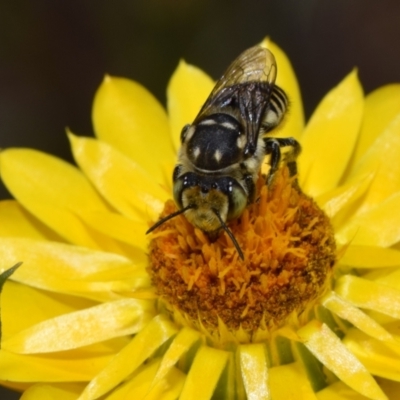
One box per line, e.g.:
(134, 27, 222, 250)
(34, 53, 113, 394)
(148, 167, 336, 342)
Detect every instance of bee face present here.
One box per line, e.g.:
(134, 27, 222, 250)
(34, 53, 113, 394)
(173, 171, 248, 232)
(147, 44, 301, 259)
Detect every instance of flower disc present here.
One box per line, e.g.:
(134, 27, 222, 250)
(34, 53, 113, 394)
(148, 167, 336, 342)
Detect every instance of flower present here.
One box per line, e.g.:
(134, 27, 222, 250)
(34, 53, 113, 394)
(1, 38, 400, 399)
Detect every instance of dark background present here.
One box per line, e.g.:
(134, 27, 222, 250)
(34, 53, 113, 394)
(1, 1, 400, 398)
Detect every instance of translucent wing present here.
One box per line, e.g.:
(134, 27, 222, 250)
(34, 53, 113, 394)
(193, 46, 277, 155)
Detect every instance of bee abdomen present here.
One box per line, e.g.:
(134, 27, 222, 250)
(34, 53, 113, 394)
(261, 85, 288, 133)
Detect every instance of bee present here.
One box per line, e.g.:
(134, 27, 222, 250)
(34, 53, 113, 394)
(147, 45, 301, 259)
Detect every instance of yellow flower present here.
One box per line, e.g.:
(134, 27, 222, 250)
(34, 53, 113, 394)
(1, 38, 400, 399)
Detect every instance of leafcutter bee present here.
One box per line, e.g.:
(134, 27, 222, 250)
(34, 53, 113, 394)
(147, 45, 301, 259)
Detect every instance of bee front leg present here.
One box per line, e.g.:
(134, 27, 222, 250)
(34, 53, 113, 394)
(264, 138, 282, 185)
(264, 137, 301, 184)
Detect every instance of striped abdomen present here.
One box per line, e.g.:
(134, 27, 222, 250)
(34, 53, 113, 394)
(261, 85, 288, 133)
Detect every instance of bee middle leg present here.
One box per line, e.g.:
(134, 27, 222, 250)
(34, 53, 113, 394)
(264, 137, 301, 184)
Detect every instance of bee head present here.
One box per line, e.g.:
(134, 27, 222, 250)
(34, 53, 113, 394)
(173, 172, 248, 229)
(147, 171, 247, 259)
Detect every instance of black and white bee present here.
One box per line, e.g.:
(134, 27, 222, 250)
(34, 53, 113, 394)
(148, 45, 301, 259)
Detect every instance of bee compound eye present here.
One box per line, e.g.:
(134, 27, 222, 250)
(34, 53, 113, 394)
(228, 185, 247, 220)
(180, 124, 191, 143)
(173, 165, 184, 182)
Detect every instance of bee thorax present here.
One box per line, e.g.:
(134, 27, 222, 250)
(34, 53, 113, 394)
(186, 113, 244, 170)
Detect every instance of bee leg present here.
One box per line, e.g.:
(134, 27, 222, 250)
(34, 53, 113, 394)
(276, 137, 301, 177)
(264, 138, 282, 185)
(264, 137, 301, 183)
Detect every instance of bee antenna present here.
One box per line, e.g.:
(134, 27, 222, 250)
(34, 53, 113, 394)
(213, 209, 244, 260)
(146, 204, 194, 234)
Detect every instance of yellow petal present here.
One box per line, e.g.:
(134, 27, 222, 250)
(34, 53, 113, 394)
(269, 362, 317, 400)
(297, 321, 386, 400)
(1, 281, 96, 339)
(347, 113, 400, 212)
(316, 171, 373, 220)
(298, 70, 364, 196)
(21, 383, 83, 400)
(316, 381, 373, 400)
(152, 327, 200, 387)
(78, 315, 177, 400)
(262, 38, 305, 140)
(92, 76, 174, 182)
(363, 267, 400, 293)
(107, 359, 185, 400)
(0, 238, 148, 298)
(79, 210, 148, 251)
(0, 200, 63, 241)
(179, 346, 229, 400)
(322, 291, 394, 342)
(351, 84, 400, 169)
(0, 349, 112, 382)
(376, 378, 400, 400)
(0, 380, 30, 393)
(0, 148, 116, 250)
(335, 275, 400, 319)
(335, 191, 400, 246)
(69, 134, 168, 221)
(167, 60, 214, 152)
(344, 328, 400, 382)
(239, 343, 270, 400)
(2, 298, 153, 354)
(340, 245, 400, 269)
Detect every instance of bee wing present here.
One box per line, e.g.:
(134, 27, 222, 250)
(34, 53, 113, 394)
(194, 45, 277, 154)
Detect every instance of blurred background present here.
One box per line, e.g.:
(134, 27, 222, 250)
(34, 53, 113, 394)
(0, 0, 399, 398)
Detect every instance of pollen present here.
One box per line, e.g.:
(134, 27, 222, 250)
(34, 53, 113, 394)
(148, 167, 336, 342)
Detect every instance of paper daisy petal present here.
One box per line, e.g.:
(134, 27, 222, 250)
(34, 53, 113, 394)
(0, 149, 116, 250)
(269, 362, 317, 400)
(78, 315, 177, 400)
(239, 344, 270, 400)
(1, 281, 96, 339)
(69, 133, 168, 221)
(167, 60, 214, 152)
(364, 268, 400, 292)
(2, 298, 153, 353)
(351, 84, 400, 169)
(316, 171, 374, 220)
(0, 200, 62, 241)
(20, 383, 84, 400)
(298, 321, 387, 400)
(316, 381, 373, 400)
(348, 114, 400, 212)
(335, 275, 400, 319)
(262, 38, 305, 140)
(340, 245, 400, 269)
(298, 70, 364, 196)
(107, 359, 185, 400)
(152, 327, 200, 387)
(377, 380, 400, 399)
(179, 346, 229, 400)
(0, 349, 113, 382)
(79, 210, 148, 252)
(322, 291, 394, 342)
(344, 329, 400, 381)
(335, 192, 400, 246)
(93, 76, 174, 182)
(0, 238, 148, 298)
